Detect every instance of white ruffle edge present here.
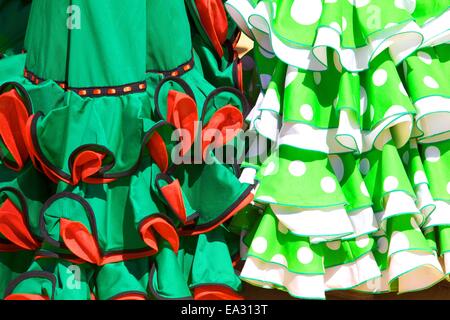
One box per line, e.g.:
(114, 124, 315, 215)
(241, 253, 382, 299)
(225, 0, 432, 72)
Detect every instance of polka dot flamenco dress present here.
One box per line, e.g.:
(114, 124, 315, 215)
(226, 0, 450, 298)
(0, 0, 252, 300)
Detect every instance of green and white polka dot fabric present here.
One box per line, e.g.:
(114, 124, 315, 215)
(226, 0, 449, 71)
(228, 0, 450, 299)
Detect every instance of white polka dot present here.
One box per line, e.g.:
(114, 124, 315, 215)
(423, 76, 439, 89)
(389, 231, 410, 254)
(414, 170, 427, 185)
(384, 105, 408, 118)
(299, 104, 314, 121)
(278, 221, 289, 235)
(360, 86, 367, 116)
(383, 176, 399, 192)
(447, 182, 450, 195)
(297, 247, 314, 264)
(290, 0, 322, 25)
(251, 237, 268, 254)
(395, 0, 416, 14)
(377, 237, 388, 254)
(425, 146, 440, 162)
(417, 51, 432, 65)
(321, 177, 336, 193)
(288, 160, 306, 177)
(399, 83, 408, 96)
(347, 0, 370, 8)
(356, 235, 370, 248)
(263, 161, 276, 176)
(257, 195, 277, 203)
(372, 69, 388, 86)
(329, 155, 344, 182)
(360, 181, 370, 197)
(359, 158, 370, 175)
(330, 22, 341, 33)
(260, 74, 272, 90)
(342, 17, 347, 31)
(313, 72, 321, 85)
(326, 241, 341, 250)
(334, 51, 342, 73)
(402, 151, 409, 164)
(285, 66, 298, 88)
(271, 254, 287, 266)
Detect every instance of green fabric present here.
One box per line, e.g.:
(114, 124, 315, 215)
(0, 0, 31, 54)
(229, 0, 450, 299)
(41, 156, 169, 253)
(0, 163, 52, 240)
(0, 249, 34, 299)
(6, 258, 94, 300)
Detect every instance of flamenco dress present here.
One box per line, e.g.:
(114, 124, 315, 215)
(1, 0, 183, 300)
(143, 0, 254, 300)
(225, 0, 450, 298)
(0, 0, 46, 299)
(0, 0, 253, 300)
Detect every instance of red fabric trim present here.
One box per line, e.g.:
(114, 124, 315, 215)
(147, 132, 169, 173)
(160, 179, 188, 224)
(0, 89, 30, 170)
(167, 90, 198, 156)
(236, 58, 244, 93)
(0, 199, 40, 250)
(60, 217, 171, 265)
(194, 0, 228, 57)
(90, 292, 97, 300)
(201, 105, 243, 160)
(60, 218, 102, 265)
(139, 216, 179, 253)
(180, 191, 254, 236)
(113, 294, 146, 300)
(5, 294, 49, 300)
(101, 251, 156, 265)
(72, 150, 114, 185)
(194, 285, 244, 300)
(232, 254, 241, 268)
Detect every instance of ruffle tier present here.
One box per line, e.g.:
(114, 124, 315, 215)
(225, 0, 449, 72)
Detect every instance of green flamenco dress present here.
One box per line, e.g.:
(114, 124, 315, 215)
(143, 0, 252, 299)
(1, 0, 252, 300)
(1, 0, 182, 300)
(355, 3, 450, 293)
(226, 0, 449, 299)
(186, 0, 243, 90)
(0, 0, 47, 299)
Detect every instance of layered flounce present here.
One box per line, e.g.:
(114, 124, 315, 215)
(4, 227, 243, 300)
(225, 0, 449, 72)
(231, 0, 450, 296)
(0, 0, 255, 300)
